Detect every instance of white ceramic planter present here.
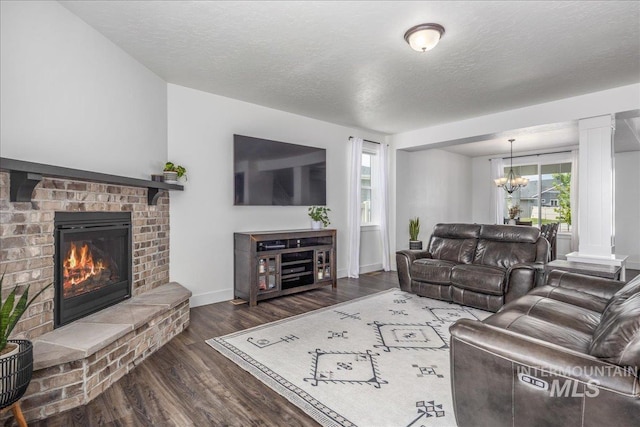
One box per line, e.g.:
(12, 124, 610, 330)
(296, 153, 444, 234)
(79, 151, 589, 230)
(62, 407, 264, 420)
(163, 171, 178, 184)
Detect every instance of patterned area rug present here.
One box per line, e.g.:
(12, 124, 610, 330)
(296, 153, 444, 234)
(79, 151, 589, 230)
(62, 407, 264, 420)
(206, 289, 490, 427)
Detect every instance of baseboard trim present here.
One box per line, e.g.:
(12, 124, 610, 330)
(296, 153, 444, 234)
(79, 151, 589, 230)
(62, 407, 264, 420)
(190, 288, 234, 308)
(337, 263, 388, 278)
(360, 263, 383, 274)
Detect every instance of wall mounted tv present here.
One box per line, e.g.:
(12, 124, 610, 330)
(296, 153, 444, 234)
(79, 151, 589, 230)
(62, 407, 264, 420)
(234, 134, 327, 206)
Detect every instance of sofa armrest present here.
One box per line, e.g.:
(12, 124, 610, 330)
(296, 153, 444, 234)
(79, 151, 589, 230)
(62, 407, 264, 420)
(450, 319, 639, 395)
(546, 270, 625, 300)
(505, 263, 542, 303)
(532, 262, 547, 287)
(395, 250, 431, 292)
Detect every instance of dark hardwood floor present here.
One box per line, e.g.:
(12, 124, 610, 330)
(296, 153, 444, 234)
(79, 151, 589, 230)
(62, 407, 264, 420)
(19, 268, 640, 426)
(28, 271, 400, 427)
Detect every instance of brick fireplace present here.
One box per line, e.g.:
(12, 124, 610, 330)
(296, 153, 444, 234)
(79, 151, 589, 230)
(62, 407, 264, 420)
(0, 163, 190, 422)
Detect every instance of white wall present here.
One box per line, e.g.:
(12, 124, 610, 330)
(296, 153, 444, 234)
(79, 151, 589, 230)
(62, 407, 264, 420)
(615, 151, 640, 269)
(395, 149, 473, 249)
(0, 1, 167, 178)
(167, 84, 386, 306)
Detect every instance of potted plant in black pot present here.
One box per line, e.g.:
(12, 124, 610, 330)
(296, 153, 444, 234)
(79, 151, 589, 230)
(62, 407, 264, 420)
(409, 217, 422, 250)
(1, 273, 51, 419)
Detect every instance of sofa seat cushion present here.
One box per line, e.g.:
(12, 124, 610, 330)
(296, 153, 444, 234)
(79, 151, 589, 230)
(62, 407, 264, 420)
(410, 258, 457, 284)
(589, 293, 640, 367)
(497, 294, 601, 335)
(528, 285, 610, 313)
(451, 264, 506, 296)
(484, 310, 592, 353)
(450, 287, 504, 312)
(412, 281, 452, 302)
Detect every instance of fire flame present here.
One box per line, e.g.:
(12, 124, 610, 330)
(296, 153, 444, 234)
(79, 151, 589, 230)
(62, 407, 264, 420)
(63, 242, 106, 286)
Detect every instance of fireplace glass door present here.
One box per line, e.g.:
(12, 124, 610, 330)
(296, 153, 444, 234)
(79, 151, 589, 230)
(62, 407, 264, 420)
(55, 212, 132, 327)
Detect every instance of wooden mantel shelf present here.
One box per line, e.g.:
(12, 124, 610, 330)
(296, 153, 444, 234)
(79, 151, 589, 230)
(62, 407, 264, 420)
(0, 157, 183, 205)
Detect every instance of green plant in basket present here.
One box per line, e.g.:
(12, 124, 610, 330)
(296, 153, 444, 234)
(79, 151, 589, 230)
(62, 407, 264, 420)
(1, 273, 52, 354)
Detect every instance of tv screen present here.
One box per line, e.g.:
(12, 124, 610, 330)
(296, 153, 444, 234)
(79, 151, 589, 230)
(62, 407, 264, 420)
(234, 134, 327, 206)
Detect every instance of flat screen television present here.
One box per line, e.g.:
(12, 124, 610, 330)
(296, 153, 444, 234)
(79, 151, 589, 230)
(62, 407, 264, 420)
(234, 134, 327, 206)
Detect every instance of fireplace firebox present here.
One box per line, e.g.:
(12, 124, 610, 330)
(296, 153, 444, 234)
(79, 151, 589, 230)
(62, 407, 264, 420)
(54, 212, 132, 328)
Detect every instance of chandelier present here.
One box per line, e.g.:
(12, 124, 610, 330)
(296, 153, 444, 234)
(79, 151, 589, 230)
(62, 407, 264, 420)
(494, 139, 529, 194)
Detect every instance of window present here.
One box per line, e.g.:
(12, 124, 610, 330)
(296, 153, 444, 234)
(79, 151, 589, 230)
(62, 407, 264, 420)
(361, 145, 379, 225)
(502, 157, 572, 232)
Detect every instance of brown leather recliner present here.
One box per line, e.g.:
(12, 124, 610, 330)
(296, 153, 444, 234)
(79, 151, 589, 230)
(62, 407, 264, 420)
(450, 271, 640, 427)
(396, 223, 549, 312)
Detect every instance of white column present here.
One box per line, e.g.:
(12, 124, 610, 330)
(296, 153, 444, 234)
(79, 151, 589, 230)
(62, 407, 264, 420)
(578, 115, 615, 256)
(566, 114, 628, 280)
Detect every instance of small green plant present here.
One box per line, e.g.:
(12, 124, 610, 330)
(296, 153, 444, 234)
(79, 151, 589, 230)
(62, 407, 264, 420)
(308, 206, 331, 227)
(409, 217, 420, 241)
(164, 162, 187, 180)
(1, 273, 52, 353)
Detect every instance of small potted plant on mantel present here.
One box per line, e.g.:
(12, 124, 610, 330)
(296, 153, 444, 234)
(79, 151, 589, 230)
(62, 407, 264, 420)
(409, 217, 422, 250)
(308, 206, 331, 230)
(163, 162, 187, 184)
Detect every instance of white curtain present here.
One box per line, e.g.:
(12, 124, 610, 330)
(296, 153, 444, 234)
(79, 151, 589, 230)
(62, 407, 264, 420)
(347, 137, 363, 278)
(570, 149, 579, 251)
(490, 158, 505, 224)
(378, 143, 391, 271)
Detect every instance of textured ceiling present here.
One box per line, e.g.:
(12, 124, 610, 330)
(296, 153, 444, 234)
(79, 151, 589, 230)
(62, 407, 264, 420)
(60, 1, 640, 135)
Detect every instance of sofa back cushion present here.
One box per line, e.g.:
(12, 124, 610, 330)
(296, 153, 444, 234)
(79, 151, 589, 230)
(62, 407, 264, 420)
(471, 225, 539, 269)
(473, 240, 538, 269)
(479, 224, 541, 243)
(428, 224, 481, 264)
(589, 292, 640, 367)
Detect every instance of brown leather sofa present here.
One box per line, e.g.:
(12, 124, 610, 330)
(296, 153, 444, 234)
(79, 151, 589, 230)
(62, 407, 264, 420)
(450, 271, 640, 426)
(396, 223, 549, 312)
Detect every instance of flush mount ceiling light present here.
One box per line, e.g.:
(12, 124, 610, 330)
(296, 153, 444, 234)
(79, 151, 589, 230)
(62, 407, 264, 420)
(404, 23, 445, 52)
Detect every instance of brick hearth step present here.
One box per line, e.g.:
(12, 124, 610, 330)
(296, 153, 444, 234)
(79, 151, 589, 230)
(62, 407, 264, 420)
(20, 282, 191, 421)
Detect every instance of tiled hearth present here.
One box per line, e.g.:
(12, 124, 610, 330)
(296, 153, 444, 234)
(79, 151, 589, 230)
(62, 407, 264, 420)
(0, 169, 190, 422)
